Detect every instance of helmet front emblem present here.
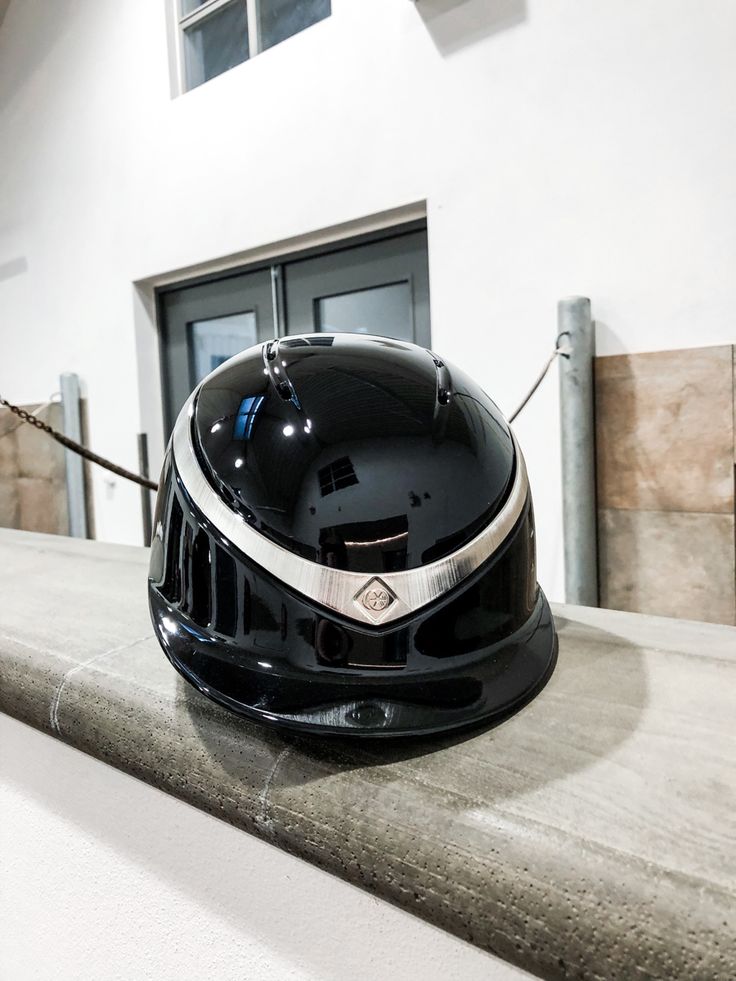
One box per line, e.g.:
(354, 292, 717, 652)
(354, 577, 397, 623)
(363, 586, 391, 612)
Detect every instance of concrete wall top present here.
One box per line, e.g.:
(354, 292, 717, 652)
(0, 528, 734, 980)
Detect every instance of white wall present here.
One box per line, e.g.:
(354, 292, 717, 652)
(1, 0, 735, 598)
(0, 714, 532, 981)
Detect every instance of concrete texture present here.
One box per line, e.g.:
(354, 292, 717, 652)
(599, 507, 736, 626)
(0, 529, 734, 981)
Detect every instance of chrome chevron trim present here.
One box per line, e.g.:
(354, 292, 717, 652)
(172, 391, 529, 626)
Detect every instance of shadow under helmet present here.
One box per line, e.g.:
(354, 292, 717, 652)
(148, 334, 557, 738)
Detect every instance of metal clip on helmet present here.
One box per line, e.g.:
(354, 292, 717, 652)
(149, 335, 557, 738)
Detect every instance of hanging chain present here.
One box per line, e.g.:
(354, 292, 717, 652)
(0, 396, 159, 492)
(508, 333, 571, 424)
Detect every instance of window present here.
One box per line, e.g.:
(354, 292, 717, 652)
(176, 0, 331, 92)
(316, 283, 413, 341)
(190, 311, 257, 381)
(318, 457, 359, 497)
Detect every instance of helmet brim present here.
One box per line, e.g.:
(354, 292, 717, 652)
(149, 587, 557, 739)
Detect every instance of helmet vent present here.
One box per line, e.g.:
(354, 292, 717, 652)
(242, 577, 251, 636)
(428, 350, 452, 405)
(181, 523, 195, 615)
(262, 339, 299, 404)
(187, 529, 212, 627)
(213, 545, 238, 637)
(160, 495, 183, 604)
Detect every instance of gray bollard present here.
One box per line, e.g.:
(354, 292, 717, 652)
(138, 432, 153, 547)
(558, 297, 598, 607)
(60, 372, 88, 539)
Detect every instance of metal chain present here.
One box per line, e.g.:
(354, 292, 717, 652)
(0, 397, 54, 437)
(0, 396, 159, 492)
(508, 334, 571, 424)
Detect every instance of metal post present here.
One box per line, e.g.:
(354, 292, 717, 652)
(60, 372, 88, 539)
(558, 296, 598, 606)
(270, 264, 284, 338)
(138, 433, 153, 546)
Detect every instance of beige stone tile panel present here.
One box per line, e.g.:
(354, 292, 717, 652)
(0, 427, 19, 478)
(599, 507, 736, 626)
(15, 402, 66, 481)
(595, 346, 734, 513)
(17, 477, 68, 536)
(0, 477, 20, 528)
(0, 406, 22, 439)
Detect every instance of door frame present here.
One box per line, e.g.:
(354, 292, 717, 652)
(132, 202, 428, 487)
(155, 217, 430, 435)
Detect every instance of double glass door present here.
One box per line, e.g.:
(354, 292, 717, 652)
(159, 227, 430, 431)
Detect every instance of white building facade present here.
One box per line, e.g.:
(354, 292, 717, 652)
(2, 0, 736, 601)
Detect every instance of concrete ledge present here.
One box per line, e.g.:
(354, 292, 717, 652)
(0, 528, 734, 980)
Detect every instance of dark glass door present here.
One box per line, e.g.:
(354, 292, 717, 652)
(283, 230, 430, 344)
(160, 268, 274, 431)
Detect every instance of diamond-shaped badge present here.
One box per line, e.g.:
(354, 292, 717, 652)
(353, 577, 397, 624)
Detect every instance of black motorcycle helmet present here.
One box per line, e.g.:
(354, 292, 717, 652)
(149, 334, 557, 737)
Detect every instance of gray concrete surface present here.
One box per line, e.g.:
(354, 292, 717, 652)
(0, 528, 734, 981)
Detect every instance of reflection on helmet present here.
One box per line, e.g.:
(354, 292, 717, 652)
(149, 334, 557, 737)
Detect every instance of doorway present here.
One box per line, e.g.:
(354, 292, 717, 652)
(158, 225, 430, 432)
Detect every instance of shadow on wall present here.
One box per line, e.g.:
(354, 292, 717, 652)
(595, 320, 628, 357)
(0, 0, 78, 113)
(0, 256, 28, 283)
(413, 0, 528, 56)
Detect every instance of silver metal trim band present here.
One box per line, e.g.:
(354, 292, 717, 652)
(171, 390, 529, 627)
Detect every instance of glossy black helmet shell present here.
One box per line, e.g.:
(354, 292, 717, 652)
(148, 334, 557, 737)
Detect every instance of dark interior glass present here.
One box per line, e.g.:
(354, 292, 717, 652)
(184, 2, 249, 90)
(258, 0, 331, 52)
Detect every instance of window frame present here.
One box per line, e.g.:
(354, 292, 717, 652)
(174, 0, 254, 94)
(173, 0, 329, 94)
